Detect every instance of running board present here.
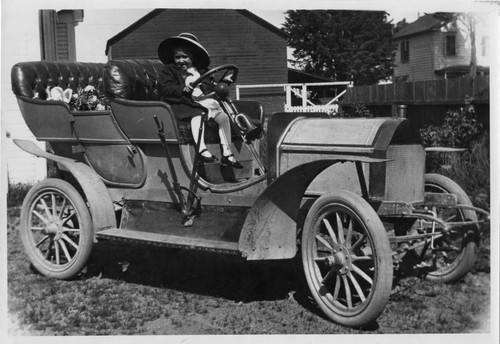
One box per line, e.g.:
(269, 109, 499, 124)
(96, 228, 240, 255)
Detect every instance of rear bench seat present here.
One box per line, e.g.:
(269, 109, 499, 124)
(103, 59, 264, 144)
(12, 60, 105, 100)
(11, 61, 148, 187)
(10, 61, 113, 142)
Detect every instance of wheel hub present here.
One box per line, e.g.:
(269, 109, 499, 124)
(325, 245, 352, 274)
(45, 220, 63, 240)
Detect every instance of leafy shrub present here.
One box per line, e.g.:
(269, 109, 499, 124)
(436, 135, 490, 210)
(419, 100, 489, 210)
(420, 101, 486, 172)
(7, 182, 32, 208)
(339, 103, 373, 117)
(419, 100, 483, 149)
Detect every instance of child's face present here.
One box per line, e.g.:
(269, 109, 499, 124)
(173, 48, 194, 71)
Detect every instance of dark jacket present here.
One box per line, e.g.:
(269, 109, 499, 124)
(158, 63, 210, 121)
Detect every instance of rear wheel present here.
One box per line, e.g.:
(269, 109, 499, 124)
(301, 190, 393, 327)
(422, 173, 479, 282)
(20, 179, 94, 280)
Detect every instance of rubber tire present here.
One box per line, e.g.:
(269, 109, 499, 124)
(301, 190, 393, 328)
(424, 173, 479, 283)
(20, 179, 93, 280)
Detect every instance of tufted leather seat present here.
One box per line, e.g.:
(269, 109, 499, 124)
(103, 59, 163, 101)
(103, 59, 196, 140)
(11, 61, 105, 99)
(103, 59, 264, 143)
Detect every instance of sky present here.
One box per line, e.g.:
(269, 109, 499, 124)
(252, 9, 420, 29)
(233, 0, 496, 28)
(13, 0, 496, 27)
(231, 1, 498, 30)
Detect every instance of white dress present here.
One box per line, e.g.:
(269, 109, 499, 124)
(185, 67, 222, 119)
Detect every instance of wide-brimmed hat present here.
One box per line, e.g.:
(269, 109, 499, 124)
(158, 33, 210, 69)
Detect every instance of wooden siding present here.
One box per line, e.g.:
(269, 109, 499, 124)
(394, 32, 436, 82)
(394, 24, 475, 82)
(108, 9, 288, 89)
(240, 93, 286, 117)
(4, 8, 47, 183)
(56, 23, 70, 60)
(433, 30, 470, 71)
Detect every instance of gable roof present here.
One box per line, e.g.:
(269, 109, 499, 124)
(393, 13, 453, 40)
(105, 9, 287, 55)
(105, 9, 163, 55)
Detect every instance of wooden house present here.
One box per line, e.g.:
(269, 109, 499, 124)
(105, 9, 289, 115)
(392, 13, 490, 82)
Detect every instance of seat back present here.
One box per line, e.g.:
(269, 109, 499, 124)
(11, 61, 105, 99)
(103, 59, 164, 101)
(102, 59, 181, 143)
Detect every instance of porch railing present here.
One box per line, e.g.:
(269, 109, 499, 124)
(235, 81, 351, 114)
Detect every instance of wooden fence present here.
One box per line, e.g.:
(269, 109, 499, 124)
(343, 76, 489, 106)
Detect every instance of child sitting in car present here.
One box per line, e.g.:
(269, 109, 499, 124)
(158, 33, 242, 169)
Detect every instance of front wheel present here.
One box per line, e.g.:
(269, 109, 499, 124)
(301, 190, 393, 327)
(20, 179, 94, 280)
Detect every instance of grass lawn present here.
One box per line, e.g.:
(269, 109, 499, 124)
(6, 206, 492, 336)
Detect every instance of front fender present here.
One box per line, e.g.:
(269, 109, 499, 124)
(13, 139, 116, 234)
(239, 155, 388, 260)
(238, 159, 339, 260)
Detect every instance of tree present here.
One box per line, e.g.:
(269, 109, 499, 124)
(456, 13, 478, 79)
(435, 12, 480, 78)
(394, 18, 409, 33)
(282, 10, 395, 85)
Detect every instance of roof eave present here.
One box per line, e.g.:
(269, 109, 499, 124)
(105, 9, 164, 56)
(393, 27, 441, 41)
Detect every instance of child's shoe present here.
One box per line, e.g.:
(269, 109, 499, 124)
(198, 149, 218, 163)
(221, 154, 243, 169)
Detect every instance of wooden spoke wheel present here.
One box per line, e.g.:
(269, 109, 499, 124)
(301, 190, 393, 327)
(20, 179, 93, 280)
(421, 173, 479, 283)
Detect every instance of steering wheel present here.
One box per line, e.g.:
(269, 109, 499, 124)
(191, 64, 239, 98)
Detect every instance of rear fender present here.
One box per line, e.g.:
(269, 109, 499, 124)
(13, 139, 116, 235)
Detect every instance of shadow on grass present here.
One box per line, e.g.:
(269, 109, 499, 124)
(84, 240, 387, 330)
(85, 239, 352, 328)
(86, 240, 314, 304)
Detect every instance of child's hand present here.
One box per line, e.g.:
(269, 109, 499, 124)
(222, 75, 234, 84)
(183, 84, 194, 94)
(192, 88, 203, 99)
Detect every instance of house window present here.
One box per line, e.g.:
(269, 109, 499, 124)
(445, 34, 456, 57)
(400, 41, 409, 63)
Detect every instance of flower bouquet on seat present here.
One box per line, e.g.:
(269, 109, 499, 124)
(35, 85, 110, 111)
(69, 85, 110, 111)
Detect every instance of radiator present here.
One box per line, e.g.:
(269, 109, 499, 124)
(369, 144, 425, 203)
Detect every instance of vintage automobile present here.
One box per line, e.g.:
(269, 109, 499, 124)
(11, 60, 489, 327)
